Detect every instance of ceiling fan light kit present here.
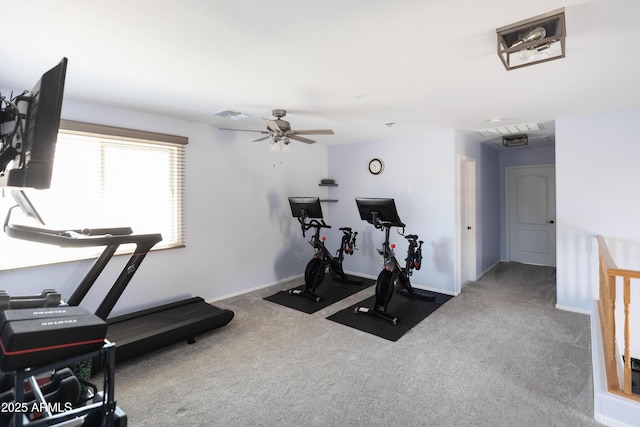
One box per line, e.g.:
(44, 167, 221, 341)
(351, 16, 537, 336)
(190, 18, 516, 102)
(497, 7, 566, 71)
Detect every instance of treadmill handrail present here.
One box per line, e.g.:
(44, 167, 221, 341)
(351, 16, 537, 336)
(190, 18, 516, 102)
(4, 223, 162, 248)
(4, 213, 163, 320)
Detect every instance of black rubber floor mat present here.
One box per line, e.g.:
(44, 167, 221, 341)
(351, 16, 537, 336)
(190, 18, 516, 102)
(326, 291, 453, 341)
(263, 276, 374, 314)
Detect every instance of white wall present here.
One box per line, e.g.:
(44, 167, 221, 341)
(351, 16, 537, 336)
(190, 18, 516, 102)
(556, 108, 640, 315)
(0, 99, 328, 316)
(326, 130, 458, 294)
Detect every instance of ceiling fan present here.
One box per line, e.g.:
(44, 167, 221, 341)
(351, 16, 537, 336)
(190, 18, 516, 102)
(219, 109, 334, 144)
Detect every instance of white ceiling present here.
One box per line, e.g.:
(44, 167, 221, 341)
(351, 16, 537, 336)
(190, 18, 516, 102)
(2, 0, 639, 147)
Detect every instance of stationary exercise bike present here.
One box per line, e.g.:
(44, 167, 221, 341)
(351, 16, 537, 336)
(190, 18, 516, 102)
(288, 197, 362, 303)
(354, 197, 435, 324)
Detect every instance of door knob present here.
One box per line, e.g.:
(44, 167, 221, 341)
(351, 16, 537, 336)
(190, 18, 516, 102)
(547, 220, 555, 224)
(467, 226, 472, 230)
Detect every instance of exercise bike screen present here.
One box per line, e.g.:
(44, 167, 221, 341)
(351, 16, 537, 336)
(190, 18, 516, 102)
(355, 197, 404, 227)
(288, 197, 323, 219)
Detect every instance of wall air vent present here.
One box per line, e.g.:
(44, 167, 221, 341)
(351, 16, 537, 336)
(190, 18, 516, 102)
(503, 134, 528, 147)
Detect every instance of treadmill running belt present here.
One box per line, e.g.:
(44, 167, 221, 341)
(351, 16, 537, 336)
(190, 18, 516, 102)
(106, 297, 233, 363)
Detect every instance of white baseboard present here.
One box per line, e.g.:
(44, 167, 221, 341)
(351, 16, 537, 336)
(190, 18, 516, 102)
(207, 274, 304, 302)
(477, 260, 502, 280)
(555, 303, 591, 315)
(412, 284, 458, 296)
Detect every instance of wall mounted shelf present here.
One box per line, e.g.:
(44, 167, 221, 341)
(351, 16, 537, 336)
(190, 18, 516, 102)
(319, 180, 338, 202)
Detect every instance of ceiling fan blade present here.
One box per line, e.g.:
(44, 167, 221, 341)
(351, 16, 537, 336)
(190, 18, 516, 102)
(288, 134, 316, 144)
(219, 128, 270, 134)
(263, 118, 283, 133)
(291, 129, 334, 135)
(253, 136, 273, 142)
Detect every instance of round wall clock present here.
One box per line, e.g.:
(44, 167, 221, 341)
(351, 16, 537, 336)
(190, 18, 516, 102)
(368, 158, 384, 175)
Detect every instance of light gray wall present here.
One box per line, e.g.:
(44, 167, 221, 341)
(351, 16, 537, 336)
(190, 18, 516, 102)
(326, 130, 458, 294)
(0, 98, 329, 316)
(556, 108, 640, 313)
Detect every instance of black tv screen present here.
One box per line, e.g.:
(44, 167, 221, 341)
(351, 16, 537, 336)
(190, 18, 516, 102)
(0, 57, 68, 189)
(288, 197, 324, 219)
(355, 197, 405, 227)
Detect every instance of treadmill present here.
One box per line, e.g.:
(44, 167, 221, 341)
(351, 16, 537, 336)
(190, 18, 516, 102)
(3, 193, 234, 364)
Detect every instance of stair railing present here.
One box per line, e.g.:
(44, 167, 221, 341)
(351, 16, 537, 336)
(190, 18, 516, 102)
(597, 235, 640, 402)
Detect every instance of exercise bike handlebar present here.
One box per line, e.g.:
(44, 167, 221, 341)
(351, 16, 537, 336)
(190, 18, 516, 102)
(306, 219, 331, 229)
(297, 216, 331, 237)
(368, 212, 405, 230)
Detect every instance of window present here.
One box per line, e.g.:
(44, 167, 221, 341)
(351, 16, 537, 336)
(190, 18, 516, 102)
(0, 120, 186, 270)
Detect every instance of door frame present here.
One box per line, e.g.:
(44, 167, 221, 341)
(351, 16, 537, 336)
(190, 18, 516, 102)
(456, 155, 477, 292)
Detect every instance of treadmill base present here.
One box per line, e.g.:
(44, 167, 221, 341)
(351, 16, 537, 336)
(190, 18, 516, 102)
(106, 297, 234, 364)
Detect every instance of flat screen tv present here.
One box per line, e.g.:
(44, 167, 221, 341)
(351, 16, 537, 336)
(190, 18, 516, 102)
(355, 197, 405, 227)
(0, 57, 68, 189)
(288, 197, 323, 219)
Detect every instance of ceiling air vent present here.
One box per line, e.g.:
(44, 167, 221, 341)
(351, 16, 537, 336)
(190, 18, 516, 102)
(214, 109, 249, 120)
(503, 134, 528, 147)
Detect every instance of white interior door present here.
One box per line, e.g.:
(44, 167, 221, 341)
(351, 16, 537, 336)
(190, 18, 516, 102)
(458, 156, 476, 287)
(507, 165, 556, 266)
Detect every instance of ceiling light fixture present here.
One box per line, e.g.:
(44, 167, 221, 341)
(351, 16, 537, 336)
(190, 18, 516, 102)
(497, 8, 566, 71)
(270, 136, 291, 153)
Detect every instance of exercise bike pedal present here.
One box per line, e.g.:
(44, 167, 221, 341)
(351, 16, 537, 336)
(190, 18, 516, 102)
(354, 306, 398, 324)
(289, 288, 323, 303)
